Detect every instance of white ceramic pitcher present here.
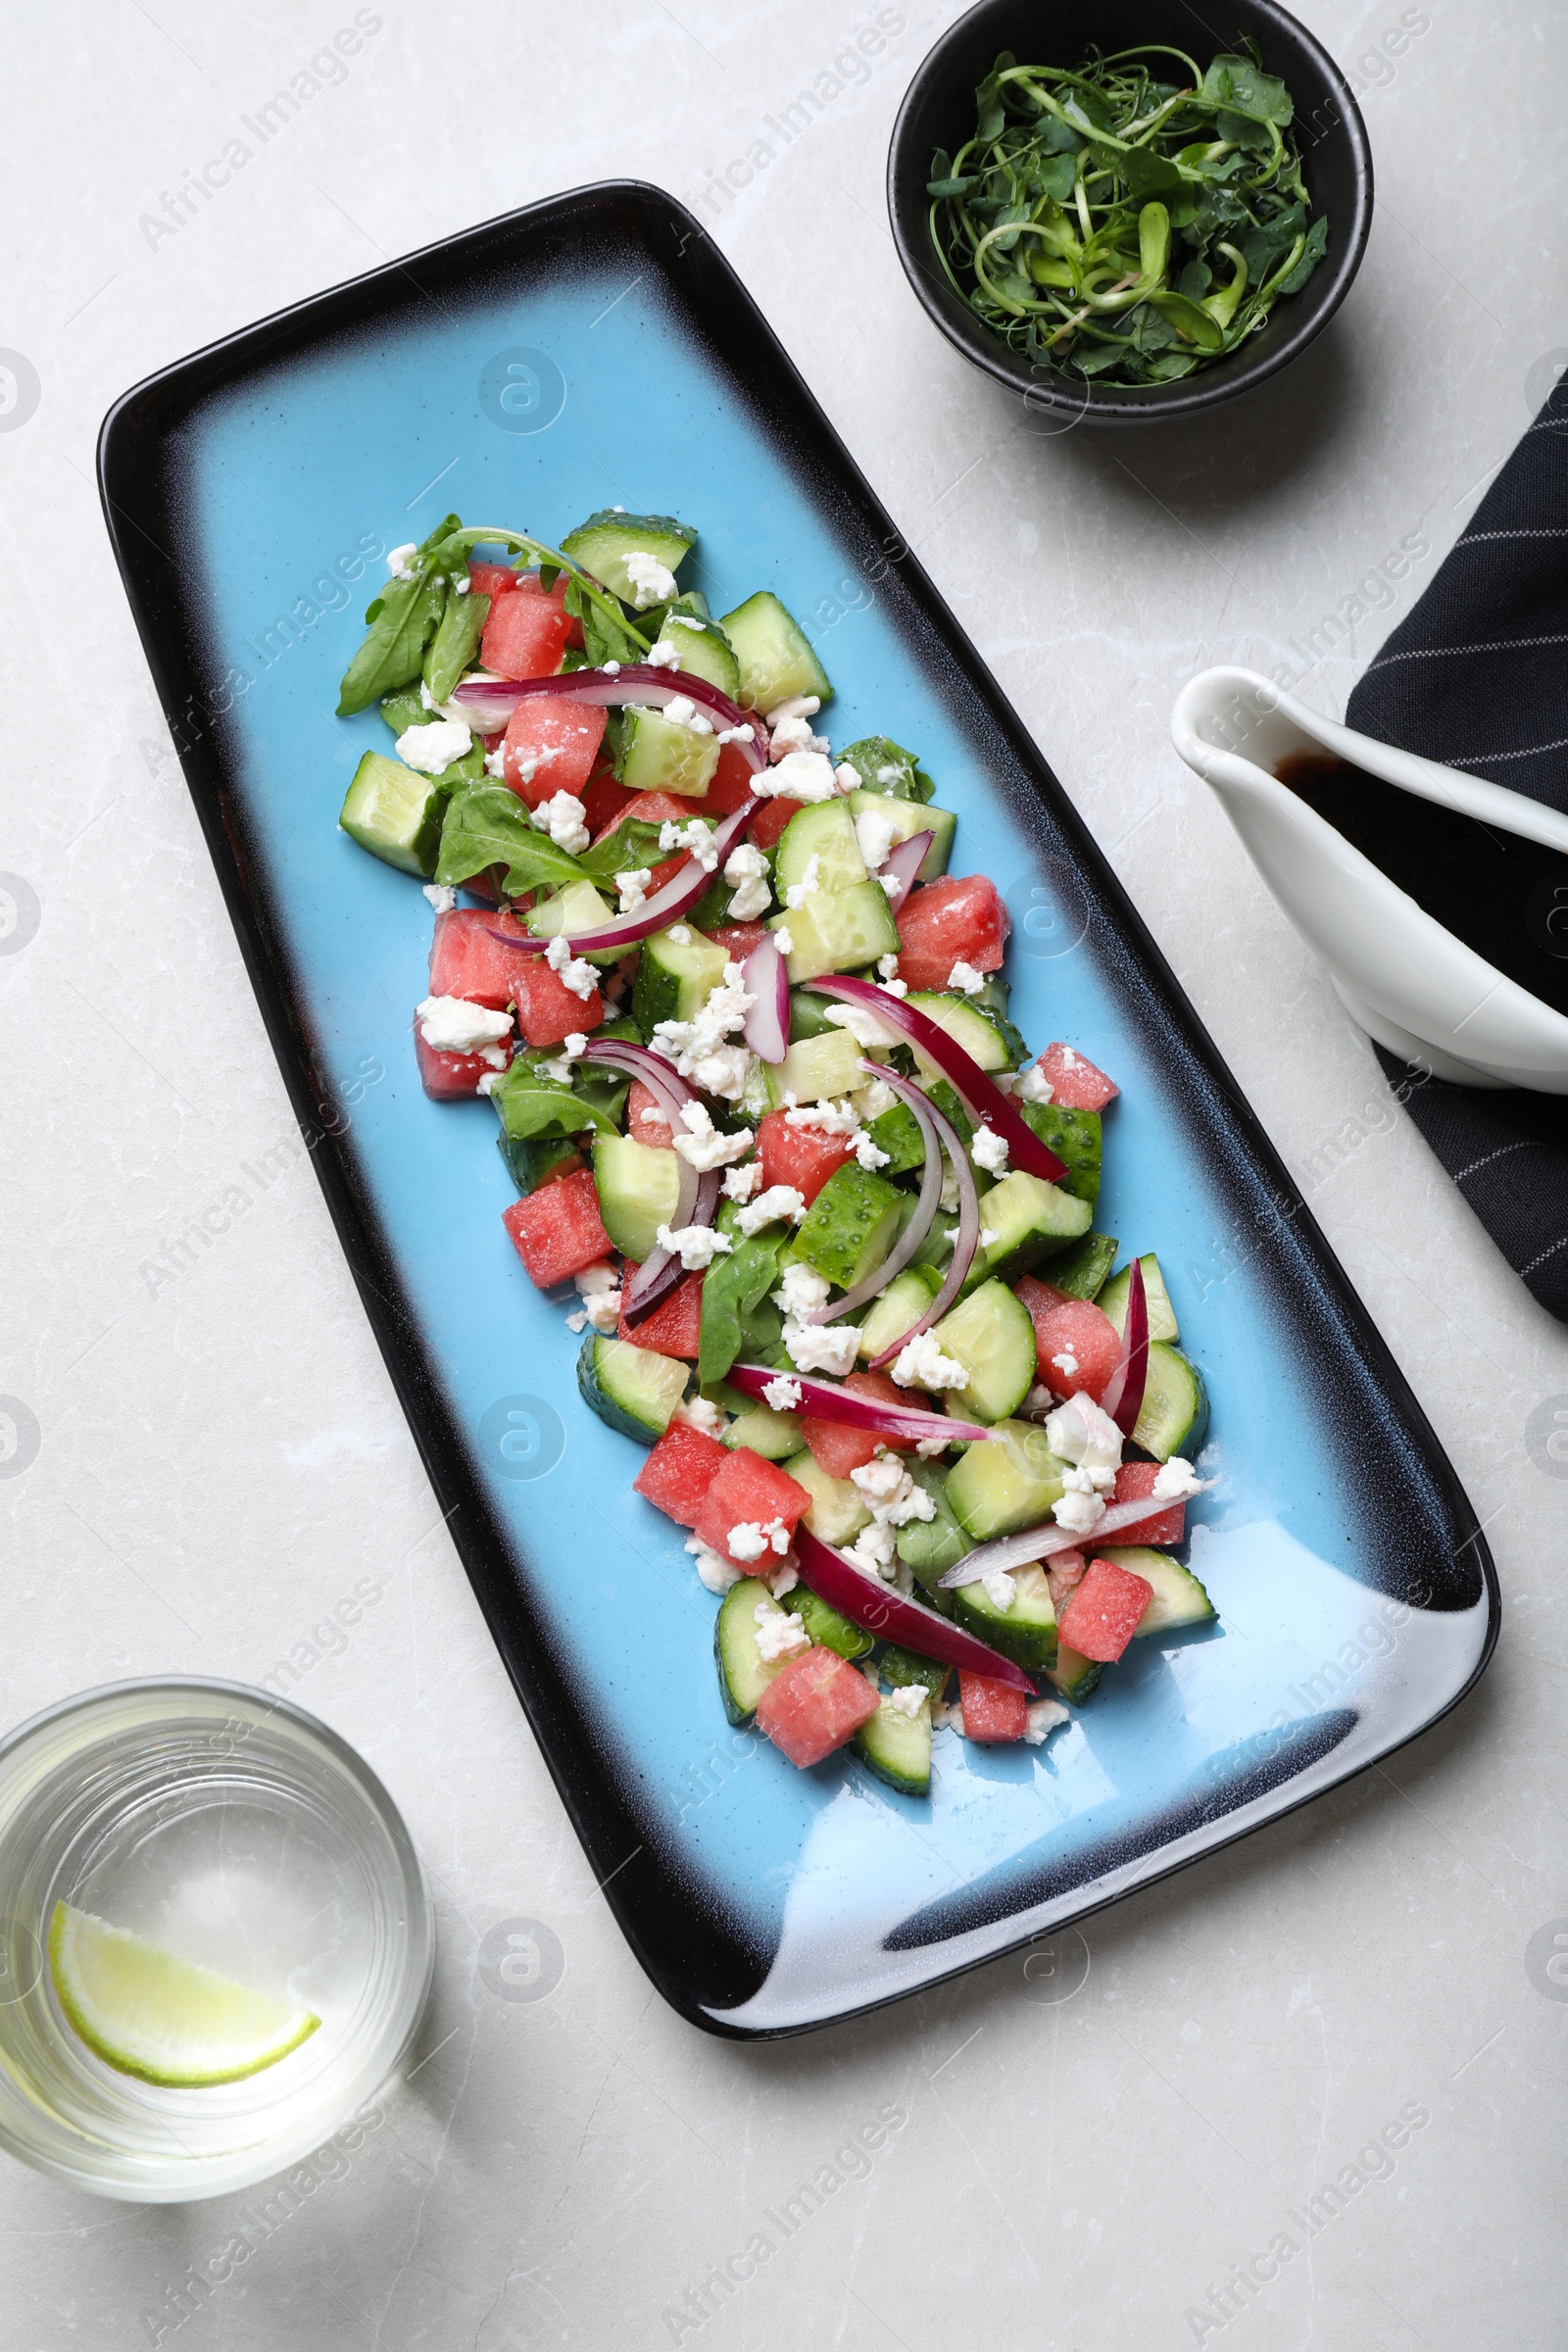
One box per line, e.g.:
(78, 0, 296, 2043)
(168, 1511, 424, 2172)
(1170, 665, 1568, 1093)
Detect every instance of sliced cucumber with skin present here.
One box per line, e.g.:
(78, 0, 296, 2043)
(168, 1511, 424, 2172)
(720, 590, 831, 712)
(340, 751, 444, 877)
(497, 1134, 584, 1195)
(861, 1099, 927, 1177)
(876, 1643, 951, 1700)
(1098, 1545, 1217, 1638)
(763, 1029, 864, 1108)
(618, 706, 720, 798)
(784, 1586, 875, 1660)
(976, 1169, 1094, 1285)
(791, 1163, 906, 1291)
(715, 1576, 787, 1725)
(894, 1459, 970, 1587)
(592, 1134, 682, 1263)
(1044, 1644, 1102, 1704)
(1132, 1343, 1207, 1462)
(946, 1418, 1067, 1542)
(775, 799, 869, 896)
(723, 1405, 804, 1460)
(632, 923, 729, 1037)
(788, 988, 845, 1043)
(578, 1333, 688, 1443)
(905, 992, 1017, 1074)
(1019, 1103, 1102, 1210)
(769, 800, 899, 982)
(858, 1265, 941, 1362)
(854, 1690, 932, 1795)
(1044, 1230, 1119, 1299)
(848, 789, 955, 882)
(656, 597, 742, 699)
(560, 510, 696, 606)
(929, 1280, 1038, 1425)
(953, 1562, 1057, 1671)
(527, 879, 622, 964)
(1098, 1253, 1179, 1344)
(783, 1449, 870, 1547)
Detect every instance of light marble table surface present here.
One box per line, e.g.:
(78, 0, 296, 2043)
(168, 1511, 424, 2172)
(3, 2, 1566, 2346)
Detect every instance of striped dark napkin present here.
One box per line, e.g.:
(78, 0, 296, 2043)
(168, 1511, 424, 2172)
(1346, 375, 1568, 1323)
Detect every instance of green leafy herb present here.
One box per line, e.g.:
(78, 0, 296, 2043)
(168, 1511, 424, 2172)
(434, 784, 591, 898)
(698, 1237, 787, 1385)
(424, 585, 492, 705)
(493, 1054, 627, 1142)
(927, 43, 1329, 391)
(835, 737, 935, 804)
(336, 515, 460, 716)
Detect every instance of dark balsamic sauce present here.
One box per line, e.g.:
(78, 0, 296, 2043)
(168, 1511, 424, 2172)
(1275, 754, 1568, 1021)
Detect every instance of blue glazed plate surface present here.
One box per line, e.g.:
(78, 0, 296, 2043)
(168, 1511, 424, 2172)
(99, 184, 1495, 2036)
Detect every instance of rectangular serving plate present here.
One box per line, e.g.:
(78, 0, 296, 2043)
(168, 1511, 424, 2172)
(99, 182, 1496, 2037)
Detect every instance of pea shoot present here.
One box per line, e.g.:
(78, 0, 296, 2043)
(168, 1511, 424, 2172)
(928, 43, 1330, 390)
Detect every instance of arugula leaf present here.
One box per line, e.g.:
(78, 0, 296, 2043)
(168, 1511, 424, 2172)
(424, 586, 492, 704)
(576, 817, 672, 885)
(493, 1054, 627, 1142)
(698, 1237, 786, 1385)
(434, 784, 592, 897)
(835, 737, 934, 804)
(337, 569, 445, 716)
(564, 577, 642, 668)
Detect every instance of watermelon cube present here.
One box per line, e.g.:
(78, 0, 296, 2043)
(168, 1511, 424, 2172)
(480, 572, 573, 679)
(633, 1417, 730, 1527)
(512, 956, 604, 1050)
(501, 697, 608, 806)
(1112, 1460, 1186, 1546)
(957, 1671, 1029, 1742)
(582, 769, 638, 839)
(706, 742, 760, 812)
(1014, 1288, 1121, 1400)
(502, 1167, 612, 1287)
(693, 1447, 812, 1567)
(625, 1080, 676, 1151)
(756, 1108, 855, 1205)
(756, 1646, 881, 1767)
(415, 1030, 512, 1101)
(1035, 1044, 1118, 1112)
(801, 1372, 915, 1481)
(468, 559, 519, 601)
(895, 874, 1010, 991)
(428, 907, 535, 1009)
(618, 1269, 704, 1360)
(1057, 1556, 1154, 1663)
(708, 921, 771, 964)
(749, 797, 804, 853)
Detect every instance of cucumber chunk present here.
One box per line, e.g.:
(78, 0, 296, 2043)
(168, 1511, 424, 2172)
(497, 1134, 584, 1195)
(858, 1265, 941, 1362)
(861, 1099, 927, 1177)
(340, 751, 444, 877)
(1044, 1644, 1102, 1704)
(763, 1029, 864, 1108)
(1099, 1545, 1217, 1637)
(632, 924, 729, 1037)
(657, 597, 742, 699)
(715, 1576, 788, 1725)
(769, 800, 899, 982)
(946, 1418, 1067, 1542)
(592, 1134, 682, 1263)
(791, 1164, 906, 1290)
(1019, 1103, 1102, 1209)
(854, 1690, 932, 1795)
(1043, 1231, 1119, 1299)
(929, 1281, 1038, 1425)
(953, 1561, 1057, 1670)
(847, 790, 955, 881)
(527, 878, 621, 964)
(775, 799, 868, 895)
(1132, 1343, 1207, 1462)
(723, 1405, 804, 1460)
(577, 1333, 688, 1442)
(720, 591, 831, 711)
(905, 992, 1016, 1074)
(784, 1587, 875, 1660)
(976, 1169, 1094, 1283)
(877, 1644, 951, 1700)
(782, 1449, 870, 1547)
(619, 706, 720, 798)
(894, 1459, 970, 1586)
(1098, 1252, 1179, 1344)
(560, 510, 696, 606)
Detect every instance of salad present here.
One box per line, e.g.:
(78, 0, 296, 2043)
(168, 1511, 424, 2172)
(333, 505, 1215, 1799)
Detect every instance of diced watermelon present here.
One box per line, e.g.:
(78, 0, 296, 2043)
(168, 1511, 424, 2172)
(693, 1447, 811, 1567)
(480, 572, 573, 679)
(1046, 1547, 1087, 1614)
(895, 874, 1010, 991)
(756, 1107, 855, 1205)
(501, 698, 608, 806)
(512, 956, 604, 1049)
(1111, 1460, 1186, 1546)
(633, 1416, 729, 1527)
(957, 1671, 1029, 1742)
(581, 770, 638, 838)
(468, 560, 519, 601)
(1015, 1290, 1121, 1401)
(1035, 1044, 1118, 1111)
(618, 1269, 704, 1359)
(428, 907, 535, 1009)
(415, 1029, 512, 1101)
(706, 742, 759, 812)
(625, 1079, 675, 1151)
(749, 797, 803, 853)
(594, 789, 706, 840)
(1014, 1273, 1071, 1317)
(709, 921, 771, 963)
(756, 1646, 880, 1768)
(1057, 1556, 1153, 1663)
(801, 1371, 916, 1479)
(502, 1167, 611, 1287)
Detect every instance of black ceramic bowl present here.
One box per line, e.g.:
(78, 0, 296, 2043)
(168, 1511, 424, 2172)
(887, 0, 1373, 424)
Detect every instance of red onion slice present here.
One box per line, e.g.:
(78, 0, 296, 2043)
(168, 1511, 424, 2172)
(741, 935, 788, 1064)
(795, 1528, 1036, 1693)
(878, 830, 934, 914)
(486, 795, 760, 956)
(725, 1363, 988, 1446)
(1099, 1256, 1150, 1436)
(935, 1480, 1214, 1589)
(576, 1040, 710, 1320)
(453, 663, 767, 772)
(805, 1063, 944, 1326)
(809, 978, 1068, 1185)
(866, 1081, 981, 1371)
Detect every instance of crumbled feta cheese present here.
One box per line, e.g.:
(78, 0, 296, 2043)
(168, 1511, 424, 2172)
(715, 723, 756, 746)
(416, 996, 514, 1055)
(887, 1683, 928, 1720)
(565, 1308, 588, 1332)
(483, 748, 509, 780)
(764, 692, 821, 728)
(853, 1130, 891, 1172)
(772, 924, 795, 956)
(979, 1230, 999, 1252)
(651, 965, 755, 1095)
(419, 680, 438, 710)
(543, 933, 599, 1000)
(453, 574, 470, 594)
(769, 1561, 799, 1598)
(762, 1375, 804, 1413)
(764, 750, 838, 804)
(823, 1000, 903, 1049)
(784, 1321, 860, 1377)
(686, 1535, 741, 1594)
(852, 1453, 907, 1504)
(772, 1265, 831, 1323)
(476, 1069, 504, 1096)
(947, 959, 986, 998)
(939, 1164, 961, 1213)
(422, 883, 459, 913)
(892, 1330, 969, 1392)
(722, 841, 772, 919)
(1023, 1697, 1069, 1746)
(847, 1520, 899, 1575)
(662, 693, 713, 736)
(656, 1222, 734, 1271)
(971, 1124, 1009, 1176)
(850, 1457, 936, 1532)
(668, 614, 705, 631)
(570, 1260, 621, 1334)
(681, 1396, 727, 1438)
(736, 1184, 807, 1235)
(784, 854, 821, 911)
(1152, 1455, 1203, 1501)
(385, 541, 417, 578)
(624, 550, 679, 609)
(769, 710, 829, 759)
(645, 639, 682, 671)
(728, 1518, 791, 1563)
(666, 925, 692, 946)
(616, 867, 653, 913)
(1059, 1046, 1082, 1068)
(854, 806, 899, 873)
(980, 1568, 1016, 1611)
(1051, 1352, 1080, 1378)
(721, 1159, 760, 1202)
(601, 659, 621, 675)
(876, 954, 901, 981)
(1054, 1487, 1108, 1537)
(659, 817, 719, 869)
(833, 761, 860, 796)
(689, 1045, 752, 1102)
(755, 1602, 811, 1662)
(915, 1435, 950, 1458)
(933, 1698, 965, 1735)
(530, 790, 590, 854)
(673, 1102, 754, 1171)
(397, 716, 472, 775)
(1016, 1060, 1055, 1105)
(784, 1095, 858, 1136)
(1044, 1391, 1124, 1489)
(852, 1075, 897, 1120)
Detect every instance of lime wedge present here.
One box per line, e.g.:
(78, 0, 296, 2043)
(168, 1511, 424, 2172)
(48, 1902, 320, 2087)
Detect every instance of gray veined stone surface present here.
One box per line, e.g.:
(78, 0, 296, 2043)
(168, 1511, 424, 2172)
(1, 1, 1564, 2344)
